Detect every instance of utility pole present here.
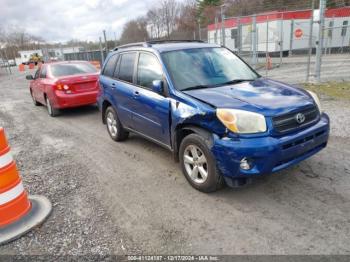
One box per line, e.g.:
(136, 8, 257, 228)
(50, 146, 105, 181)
(220, 4, 226, 46)
(289, 19, 294, 56)
(237, 17, 242, 54)
(215, 16, 219, 44)
(315, 0, 326, 83)
(306, 0, 315, 82)
(99, 37, 105, 64)
(279, 13, 284, 66)
(198, 18, 202, 41)
(266, 19, 269, 77)
(103, 30, 108, 53)
(252, 15, 257, 67)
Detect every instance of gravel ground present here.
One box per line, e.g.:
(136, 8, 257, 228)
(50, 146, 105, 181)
(0, 70, 350, 257)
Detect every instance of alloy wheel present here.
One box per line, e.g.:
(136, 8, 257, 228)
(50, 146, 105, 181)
(106, 111, 118, 137)
(183, 144, 208, 184)
(46, 98, 52, 115)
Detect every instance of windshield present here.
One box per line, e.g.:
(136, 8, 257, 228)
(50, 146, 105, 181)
(161, 47, 259, 91)
(50, 62, 97, 77)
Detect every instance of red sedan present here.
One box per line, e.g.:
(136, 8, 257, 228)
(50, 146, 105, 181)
(26, 61, 100, 117)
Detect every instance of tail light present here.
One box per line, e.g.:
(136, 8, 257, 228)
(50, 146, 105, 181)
(55, 83, 71, 93)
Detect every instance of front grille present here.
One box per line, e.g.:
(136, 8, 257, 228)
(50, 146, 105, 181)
(272, 106, 320, 133)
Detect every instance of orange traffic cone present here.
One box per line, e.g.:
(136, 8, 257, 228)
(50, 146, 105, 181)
(90, 60, 101, 70)
(18, 64, 25, 72)
(266, 53, 272, 70)
(0, 127, 52, 245)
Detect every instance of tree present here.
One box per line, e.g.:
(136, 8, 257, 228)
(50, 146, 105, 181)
(0, 25, 46, 59)
(119, 18, 149, 44)
(147, 7, 164, 39)
(172, 0, 198, 39)
(196, 0, 222, 25)
(161, 0, 180, 38)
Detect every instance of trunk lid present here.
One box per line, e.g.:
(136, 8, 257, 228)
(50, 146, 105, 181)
(56, 73, 99, 93)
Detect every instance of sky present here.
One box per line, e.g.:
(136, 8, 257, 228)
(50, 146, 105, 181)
(0, 0, 159, 43)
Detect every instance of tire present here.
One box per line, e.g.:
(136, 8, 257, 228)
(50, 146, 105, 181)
(30, 90, 40, 106)
(105, 106, 129, 141)
(46, 96, 59, 117)
(179, 133, 224, 193)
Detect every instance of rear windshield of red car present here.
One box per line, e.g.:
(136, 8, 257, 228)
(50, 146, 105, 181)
(50, 63, 98, 77)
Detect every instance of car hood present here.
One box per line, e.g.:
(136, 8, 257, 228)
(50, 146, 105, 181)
(183, 78, 314, 116)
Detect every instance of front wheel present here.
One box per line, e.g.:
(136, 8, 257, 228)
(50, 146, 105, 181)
(179, 133, 224, 193)
(46, 97, 59, 117)
(105, 106, 129, 141)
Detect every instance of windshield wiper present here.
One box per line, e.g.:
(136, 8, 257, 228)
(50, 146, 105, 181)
(218, 79, 256, 86)
(182, 79, 257, 91)
(182, 85, 214, 91)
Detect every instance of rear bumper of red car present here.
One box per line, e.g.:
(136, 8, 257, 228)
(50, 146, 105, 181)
(52, 90, 98, 109)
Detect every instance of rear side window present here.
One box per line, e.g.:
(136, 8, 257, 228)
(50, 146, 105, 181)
(118, 53, 136, 83)
(103, 54, 118, 77)
(34, 69, 40, 79)
(40, 66, 47, 78)
(50, 63, 97, 77)
(137, 53, 163, 89)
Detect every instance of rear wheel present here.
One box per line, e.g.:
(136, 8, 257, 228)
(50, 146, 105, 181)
(30, 90, 40, 106)
(105, 106, 129, 141)
(46, 97, 59, 117)
(179, 133, 224, 193)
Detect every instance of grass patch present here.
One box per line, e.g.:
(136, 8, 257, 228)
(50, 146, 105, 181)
(303, 82, 350, 100)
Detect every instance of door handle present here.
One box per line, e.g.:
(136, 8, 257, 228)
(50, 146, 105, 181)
(133, 91, 140, 98)
(111, 83, 116, 88)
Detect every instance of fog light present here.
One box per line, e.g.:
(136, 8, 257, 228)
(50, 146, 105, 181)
(240, 157, 252, 170)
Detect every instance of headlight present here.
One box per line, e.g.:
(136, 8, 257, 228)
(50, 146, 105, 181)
(306, 90, 322, 112)
(216, 109, 267, 134)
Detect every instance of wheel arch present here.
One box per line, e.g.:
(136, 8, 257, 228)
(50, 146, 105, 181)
(173, 124, 214, 162)
(101, 100, 112, 124)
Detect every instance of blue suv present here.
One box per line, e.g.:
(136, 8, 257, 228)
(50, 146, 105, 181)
(98, 41, 330, 192)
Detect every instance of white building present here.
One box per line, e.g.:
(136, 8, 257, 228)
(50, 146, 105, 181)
(16, 50, 43, 64)
(208, 7, 350, 54)
(47, 46, 84, 60)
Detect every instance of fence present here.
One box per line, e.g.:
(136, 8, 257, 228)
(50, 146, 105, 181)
(63, 0, 350, 84)
(0, 50, 13, 75)
(63, 50, 107, 66)
(208, 1, 350, 84)
(63, 28, 208, 66)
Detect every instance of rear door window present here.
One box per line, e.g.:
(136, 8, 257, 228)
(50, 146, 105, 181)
(51, 63, 97, 77)
(103, 54, 119, 77)
(117, 53, 136, 83)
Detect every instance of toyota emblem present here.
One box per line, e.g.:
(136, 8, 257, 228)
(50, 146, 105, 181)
(295, 113, 306, 124)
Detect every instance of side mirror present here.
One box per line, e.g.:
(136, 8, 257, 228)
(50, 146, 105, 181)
(152, 80, 164, 95)
(26, 75, 34, 80)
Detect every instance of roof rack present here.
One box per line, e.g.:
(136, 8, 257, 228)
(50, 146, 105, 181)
(146, 39, 205, 45)
(113, 40, 205, 51)
(113, 42, 150, 51)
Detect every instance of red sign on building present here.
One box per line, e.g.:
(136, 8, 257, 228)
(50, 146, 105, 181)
(295, 28, 303, 38)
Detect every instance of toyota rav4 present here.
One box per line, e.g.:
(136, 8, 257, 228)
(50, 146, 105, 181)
(98, 41, 329, 192)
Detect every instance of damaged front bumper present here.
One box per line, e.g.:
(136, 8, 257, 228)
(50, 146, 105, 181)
(211, 113, 330, 187)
